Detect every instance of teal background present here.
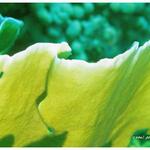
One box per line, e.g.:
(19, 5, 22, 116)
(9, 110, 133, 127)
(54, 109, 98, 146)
(1, 3, 150, 62)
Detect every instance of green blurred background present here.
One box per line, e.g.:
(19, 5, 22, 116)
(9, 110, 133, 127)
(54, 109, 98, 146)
(1, 3, 150, 62)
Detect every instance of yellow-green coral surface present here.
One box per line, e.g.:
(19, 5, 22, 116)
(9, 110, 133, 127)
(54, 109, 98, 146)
(0, 41, 150, 147)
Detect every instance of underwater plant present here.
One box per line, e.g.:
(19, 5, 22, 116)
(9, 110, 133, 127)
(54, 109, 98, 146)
(0, 15, 23, 54)
(0, 40, 150, 147)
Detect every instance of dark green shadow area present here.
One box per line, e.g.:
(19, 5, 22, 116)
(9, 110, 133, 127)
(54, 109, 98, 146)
(128, 128, 150, 147)
(101, 141, 112, 147)
(0, 135, 14, 147)
(25, 131, 67, 147)
(0, 72, 3, 78)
